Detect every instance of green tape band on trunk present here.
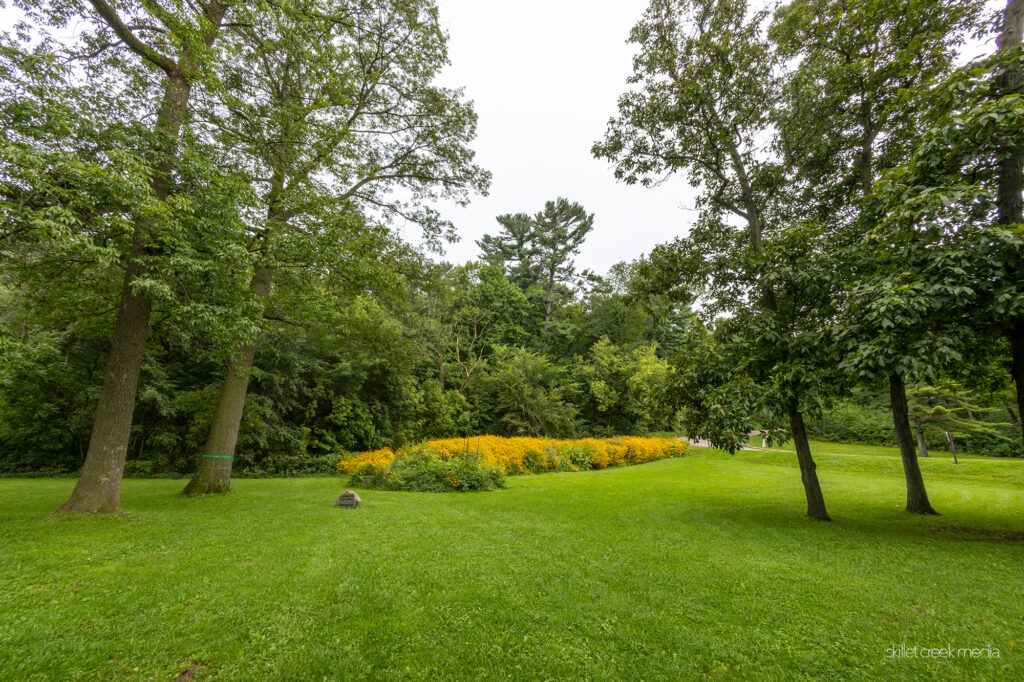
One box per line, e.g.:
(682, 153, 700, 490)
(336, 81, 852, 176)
(202, 455, 234, 459)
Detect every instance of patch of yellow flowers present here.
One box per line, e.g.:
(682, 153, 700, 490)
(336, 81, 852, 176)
(336, 435, 687, 475)
(336, 447, 396, 475)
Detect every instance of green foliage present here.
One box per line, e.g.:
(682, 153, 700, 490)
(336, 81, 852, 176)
(348, 448, 505, 492)
(864, 45, 1024, 336)
(418, 263, 529, 392)
(575, 337, 676, 435)
(0, 331, 99, 474)
(470, 346, 578, 438)
(670, 322, 777, 452)
(476, 197, 594, 327)
(770, 0, 986, 212)
(804, 386, 1023, 457)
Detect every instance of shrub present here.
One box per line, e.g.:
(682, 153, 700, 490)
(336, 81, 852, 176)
(338, 435, 688, 479)
(235, 451, 340, 478)
(348, 448, 505, 492)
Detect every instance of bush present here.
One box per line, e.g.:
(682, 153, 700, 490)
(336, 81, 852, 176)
(959, 430, 1024, 458)
(338, 435, 689, 478)
(348, 448, 505, 492)
(235, 451, 340, 478)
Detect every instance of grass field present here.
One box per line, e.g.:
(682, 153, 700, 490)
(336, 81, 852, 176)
(741, 435, 978, 460)
(1, 447, 1022, 680)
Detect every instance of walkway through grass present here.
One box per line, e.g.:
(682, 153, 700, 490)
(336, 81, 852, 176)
(1, 449, 1022, 680)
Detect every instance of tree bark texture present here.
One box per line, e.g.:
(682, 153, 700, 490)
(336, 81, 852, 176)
(1000, 0, 1024, 445)
(889, 372, 938, 515)
(1012, 323, 1024, 445)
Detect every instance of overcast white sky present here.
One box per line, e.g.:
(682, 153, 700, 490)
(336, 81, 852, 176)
(429, 0, 697, 274)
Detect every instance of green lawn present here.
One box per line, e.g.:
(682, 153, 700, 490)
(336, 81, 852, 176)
(742, 435, 980, 460)
(1, 449, 1022, 680)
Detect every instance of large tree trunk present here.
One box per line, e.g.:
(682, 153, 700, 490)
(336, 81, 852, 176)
(54, 76, 191, 514)
(889, 372, 938, 515)
(786, 399, 830, 521)
(54, 232, 153, 513)
(1000, 0, 1024, 444)
(183, 267, 273, 495)
(914, 419, 929, 458)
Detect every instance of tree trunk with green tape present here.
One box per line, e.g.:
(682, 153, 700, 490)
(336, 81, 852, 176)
(183, 267, 272, 496)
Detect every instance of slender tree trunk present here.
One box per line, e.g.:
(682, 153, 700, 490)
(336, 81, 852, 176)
(54, 76, 191, 514)
(720, 144, 830, 520)
(183, 267, 272, 495)
(544, 277, 554, 324)
(999, 0, 1024, 444)
(186, 161, 284, 496)
(786, 399, 830, 521)
(1011, 322, 1024, 444)
(889, 372, 938, 514)
(914, 419, 929, 458)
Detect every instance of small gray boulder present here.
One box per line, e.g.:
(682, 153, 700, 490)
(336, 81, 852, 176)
(334, 490, 361, 509)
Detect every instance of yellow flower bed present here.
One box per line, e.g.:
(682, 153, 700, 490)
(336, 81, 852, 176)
(336, 447, 396, 475)
(336, 436, 687, 476)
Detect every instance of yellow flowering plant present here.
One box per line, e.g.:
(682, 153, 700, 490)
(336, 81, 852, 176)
(337, 436, 687, 477)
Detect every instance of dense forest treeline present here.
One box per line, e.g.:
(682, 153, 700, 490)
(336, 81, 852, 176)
(0, 227, 693, 476)
(0, 0, 1022, 519)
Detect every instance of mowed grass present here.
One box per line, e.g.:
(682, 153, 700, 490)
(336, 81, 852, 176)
(741, 435, 982, 460)
(1, 450, 1023, 681)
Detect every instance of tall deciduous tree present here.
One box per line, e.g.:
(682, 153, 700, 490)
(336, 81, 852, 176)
(772, 0, 983, 514)
(595, 0, 831, 520)
(10, 0, 235, 514)
(184, 0, 489, 494)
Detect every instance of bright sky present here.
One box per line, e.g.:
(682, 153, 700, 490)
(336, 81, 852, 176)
(430, 0, 698, 275)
